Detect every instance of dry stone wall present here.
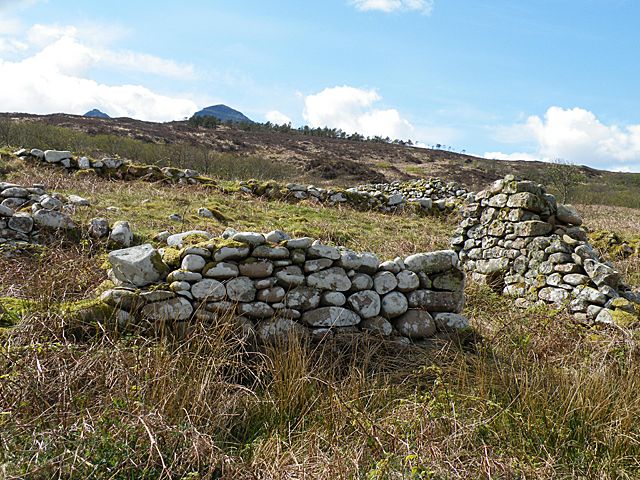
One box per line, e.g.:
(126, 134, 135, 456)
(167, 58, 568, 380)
(239, 178, 470, 214)
(0, 181, 80, 244)
(0, 180, 139, 249)
(15, 148, 466, 215)
(15, 148, 216, 186)
(452, 175, 640, 324)
(100, 229, 468, 343)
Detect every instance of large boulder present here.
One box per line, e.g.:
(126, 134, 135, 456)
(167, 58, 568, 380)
(43, 150, 72, 163)
(108, 244, 168, 287)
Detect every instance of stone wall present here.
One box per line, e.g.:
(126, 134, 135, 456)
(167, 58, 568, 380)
(452, 175, 639, 324)
(0, 181, 79, 244)
(0, 180, 141, 248)
(15, 148, 217, 186)
(15, 148, 466, 215)
(101, 229, 468, 343)
(238, 178, 469, 214)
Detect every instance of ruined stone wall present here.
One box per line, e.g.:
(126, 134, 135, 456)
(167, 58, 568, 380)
(0, 181, 78, 244)
(15, 148, 467, 215)
(101, 230, 468, 343)
(452, 175, 639, 324)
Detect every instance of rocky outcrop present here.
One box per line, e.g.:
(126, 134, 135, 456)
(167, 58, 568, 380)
(101, 229, 469, 343)
(452, 175, 639, 324)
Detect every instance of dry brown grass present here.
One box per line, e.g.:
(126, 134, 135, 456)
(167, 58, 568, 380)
(3, 153, 640, 478)
(3, 284, 640, 479)
(578, 203, 640, 236)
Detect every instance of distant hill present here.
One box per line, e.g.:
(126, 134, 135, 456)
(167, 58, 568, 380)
(193, 104, 253, 123)
(84, 109, 110, 119)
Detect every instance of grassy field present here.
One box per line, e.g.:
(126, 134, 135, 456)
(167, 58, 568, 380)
(1, 152, 640, 478)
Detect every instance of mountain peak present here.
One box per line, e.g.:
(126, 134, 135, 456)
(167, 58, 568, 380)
(193, 104, 253, 123)
(84, 109, 110, 119)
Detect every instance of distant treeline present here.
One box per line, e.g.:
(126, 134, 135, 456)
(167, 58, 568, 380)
(188, 115, 416, 146)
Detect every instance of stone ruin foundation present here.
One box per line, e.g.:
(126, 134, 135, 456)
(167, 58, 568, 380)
(100, 229, 469, 344)
(452, 175, 640, 325)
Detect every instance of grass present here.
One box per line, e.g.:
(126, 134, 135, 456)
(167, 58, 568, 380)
(1, 119, 292, 181)
(2, 150, 640, 478)
(2, 284, 640, 478)
(3, 159, 454, 259)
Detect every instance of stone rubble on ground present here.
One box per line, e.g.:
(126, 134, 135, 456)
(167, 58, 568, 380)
(0, 181, 80, 244)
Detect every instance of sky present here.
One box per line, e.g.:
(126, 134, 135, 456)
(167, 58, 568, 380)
(1, 0, 640, 172)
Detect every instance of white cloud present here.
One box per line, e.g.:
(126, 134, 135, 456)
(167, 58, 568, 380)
(0, 24, 197, 121)
(484, 151, 540, 162)
(265, 110, 291, 125)
(0, 37, 27, 54)
(0, 0, 39, 11)
(303, 85, 414, 139)
(350, 0, 433, 14)
(489, 106, 640, 171)
(23, 24, 194, 79)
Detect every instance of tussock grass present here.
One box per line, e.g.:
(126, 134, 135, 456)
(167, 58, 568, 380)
(3, 284, 640, 478)
(2, 119, 292, 181)
(2, 146, 640, 477)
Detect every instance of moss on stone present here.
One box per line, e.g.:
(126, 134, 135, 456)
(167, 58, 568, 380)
(162, 247, 181, 268)
(0, 297, 34, 327)
(74, 168, 97, 177)
(589, 230, 640, 260)
(610, 309, 639, 328)
(181, 233, 212, 247)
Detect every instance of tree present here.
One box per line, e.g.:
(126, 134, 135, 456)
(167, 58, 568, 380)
(546, 158, 586, 203)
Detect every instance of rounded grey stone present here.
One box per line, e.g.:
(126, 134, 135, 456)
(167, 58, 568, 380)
(191, 279, 226, 301)
(347, 290, 381, 319)
(396, 270, 420, 292)
(380, 291, 408, 318)
(226, 276, 256, 302)
(181, 254, 207, 272)
(373, 271, 398, 295)
(393, 310, 436, 339)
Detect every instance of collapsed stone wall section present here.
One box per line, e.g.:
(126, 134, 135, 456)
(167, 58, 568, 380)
(0, 181, 80, 244)
(101, 229, 468, 343)
(0, 180, 139, 248)
(452, 175, 639, 324)
(15, 148, 468, 215)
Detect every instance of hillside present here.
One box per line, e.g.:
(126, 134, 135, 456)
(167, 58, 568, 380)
(1, 112, 639, 208)
(0, 135, 639, 478)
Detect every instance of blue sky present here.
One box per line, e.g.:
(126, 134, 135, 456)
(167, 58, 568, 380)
(1, 0, 640, 171)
